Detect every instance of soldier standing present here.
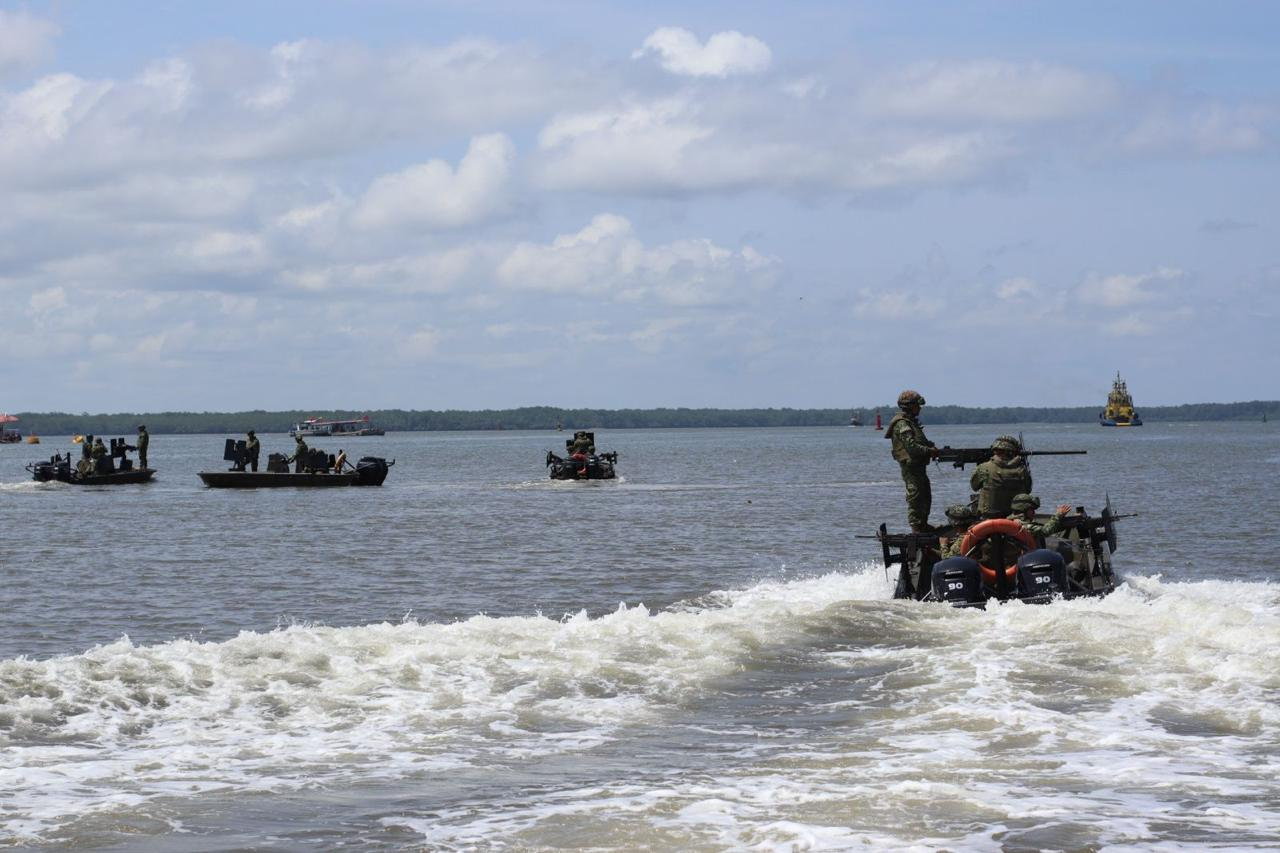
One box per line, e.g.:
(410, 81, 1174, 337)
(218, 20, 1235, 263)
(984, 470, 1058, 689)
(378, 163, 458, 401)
(135, 425, 149, 469)
(289, 434, 309, 473)
(568, 431, 594, 456)
(970, 435, 1031, 518)
(885, 390, 940, 532)
(246, 430, 261, 472)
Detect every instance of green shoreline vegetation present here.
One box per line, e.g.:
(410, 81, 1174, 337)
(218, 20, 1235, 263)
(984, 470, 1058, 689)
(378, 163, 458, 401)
(10, 401, 1278, 435)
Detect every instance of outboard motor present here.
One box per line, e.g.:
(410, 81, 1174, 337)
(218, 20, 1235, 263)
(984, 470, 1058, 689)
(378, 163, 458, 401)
(1016, 548, 1067, 598)
(353, 456, 393, 486)
(931, 557, 983, 606)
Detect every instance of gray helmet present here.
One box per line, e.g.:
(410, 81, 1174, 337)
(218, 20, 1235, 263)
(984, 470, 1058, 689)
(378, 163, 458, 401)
(991, 435, 1020, 453)
(1010, 493, 1041, 512)
(897, 389, 926, 407)
(945, 503, 979, 522)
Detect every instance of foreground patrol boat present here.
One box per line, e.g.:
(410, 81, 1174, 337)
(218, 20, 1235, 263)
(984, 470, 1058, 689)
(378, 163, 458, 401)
(545, 431, 618, 480)
(27, 439, 155, 485)
(875, 501, 1126, 607)
(198, 439, 393, 488)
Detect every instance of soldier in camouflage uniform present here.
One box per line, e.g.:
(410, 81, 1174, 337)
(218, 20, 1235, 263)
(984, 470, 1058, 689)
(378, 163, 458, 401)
(135, 425, 149, 469)
(246, 430, 261, 472)
(568, 431, 594, 456)
(941, 503, 981, 558)
(885, 390, 940, 532)
(1008, 493, 1072, 545)
(970, 435, 1031, 518)
(289, 434, 309, 473)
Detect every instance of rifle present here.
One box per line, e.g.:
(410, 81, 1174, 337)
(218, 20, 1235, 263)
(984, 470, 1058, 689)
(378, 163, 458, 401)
(934, 447, 1086, 469)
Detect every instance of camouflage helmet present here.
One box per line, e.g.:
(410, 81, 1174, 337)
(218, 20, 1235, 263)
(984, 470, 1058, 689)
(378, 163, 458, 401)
(897, 389, 926, 407)
(945, 503, 979, 523)
(247, 429, 255, 437)
(1010, 493, 1041, 512)
(991, 434, 1021, 453)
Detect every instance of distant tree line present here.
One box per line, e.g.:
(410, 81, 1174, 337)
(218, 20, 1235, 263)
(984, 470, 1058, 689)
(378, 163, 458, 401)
(10, 400, 1278, 435)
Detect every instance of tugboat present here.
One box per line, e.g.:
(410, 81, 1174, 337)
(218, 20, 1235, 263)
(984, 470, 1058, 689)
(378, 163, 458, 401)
(872, 500, 1128, 608)
(198, 438, 393, 487)
(289, 415, 385, 438)
(545, 431, 618, 480)
(27, 438, 155, 485)
(1099, 373, 1143, 426)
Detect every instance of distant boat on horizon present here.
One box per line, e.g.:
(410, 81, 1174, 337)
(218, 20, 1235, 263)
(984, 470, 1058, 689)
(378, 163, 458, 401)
(1100, 373, 1143, 427)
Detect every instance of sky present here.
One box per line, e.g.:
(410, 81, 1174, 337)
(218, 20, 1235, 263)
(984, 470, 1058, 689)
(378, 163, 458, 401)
(1, 0, 1277, 412)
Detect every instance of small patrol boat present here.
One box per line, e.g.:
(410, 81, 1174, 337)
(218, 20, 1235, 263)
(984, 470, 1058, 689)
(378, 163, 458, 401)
(197, 438, 393, 487)
(1100, 372, 1143, 426)
(873, 501, 1128, 608)
(545, 431, 618, 480)
(27, 439, 155, 485)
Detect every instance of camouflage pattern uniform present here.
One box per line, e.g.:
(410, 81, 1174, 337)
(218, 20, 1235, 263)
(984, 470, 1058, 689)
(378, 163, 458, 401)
(941, 504, 980, 558)
(290, 436, 308, 473)
(135, 426, 149, 468)
(1008, 494, 1067, 543)
(246, 432, 261, 472)
(885, 390, 937, 531)
(569, 432, 594, 455)
(970, 436, 1031, 518)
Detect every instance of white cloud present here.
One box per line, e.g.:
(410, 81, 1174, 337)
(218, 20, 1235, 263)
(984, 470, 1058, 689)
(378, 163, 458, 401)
(633, 28, 771, 78)
(28, 286, 67, 315)
(996, 277, 1038, 299)
(864, 60, 1118, 122)
(1077, 267, 1185, 308)
(853, 290, 943, 320)
(352, 133, 514, 230)
(0, 11, 60, 79)
(496, 214, 776, 306)
(399, 326, 442, 360)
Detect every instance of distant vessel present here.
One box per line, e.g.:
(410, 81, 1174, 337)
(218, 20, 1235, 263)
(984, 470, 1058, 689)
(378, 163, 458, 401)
(874, 410, 883, 431)
(849, 412, 863, 427)
(0, 413, 21, 443)
(290, 414, 385, 438)
(1099, 373, 1143, 427)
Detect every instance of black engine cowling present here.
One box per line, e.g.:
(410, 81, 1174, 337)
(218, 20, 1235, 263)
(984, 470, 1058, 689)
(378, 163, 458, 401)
(1016, 548, 1067, 597)
(931, 557, 983, 605)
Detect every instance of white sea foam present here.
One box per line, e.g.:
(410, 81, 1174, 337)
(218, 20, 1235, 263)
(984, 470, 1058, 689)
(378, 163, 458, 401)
(5, 569, 1280, 848)
(0, 566, 887, 842)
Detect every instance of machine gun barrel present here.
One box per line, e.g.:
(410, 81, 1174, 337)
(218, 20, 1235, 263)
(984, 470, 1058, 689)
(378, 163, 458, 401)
(934, 447, 1087, 469)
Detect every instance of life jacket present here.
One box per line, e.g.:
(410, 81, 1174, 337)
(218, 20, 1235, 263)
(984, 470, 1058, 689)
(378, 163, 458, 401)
(976, 458, 1031, 518)
(885, 412, 927, 463)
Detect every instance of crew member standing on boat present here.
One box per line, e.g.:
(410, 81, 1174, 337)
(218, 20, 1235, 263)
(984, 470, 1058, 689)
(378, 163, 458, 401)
(289, 434, 308, 473)
(970, 435, 1030, 518)
(334, 448, 350, 472)
(246, 430, 260, 472)
(134, 425, 149, 469)
(568, 431, 593, 457)
(886, 390, 940, 532)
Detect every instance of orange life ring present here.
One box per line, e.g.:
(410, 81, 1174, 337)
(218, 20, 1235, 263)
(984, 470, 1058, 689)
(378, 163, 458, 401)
(957, 518, 1037, 584)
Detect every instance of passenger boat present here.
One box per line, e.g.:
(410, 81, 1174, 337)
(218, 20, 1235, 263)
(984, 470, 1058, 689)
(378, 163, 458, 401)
(289, 415, 385, 438)
(1099, 373, 1143, 426)
(26, 440, 154, 485)
(545, 431, 618, 480)
(198, 438, 393, 487)
(1, 413, 21, 443)
(873, 501, 1128, 608)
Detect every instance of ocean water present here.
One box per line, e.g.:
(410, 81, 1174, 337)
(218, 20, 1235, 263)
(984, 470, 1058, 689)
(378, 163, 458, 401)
(1, 423, 1277, 850)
